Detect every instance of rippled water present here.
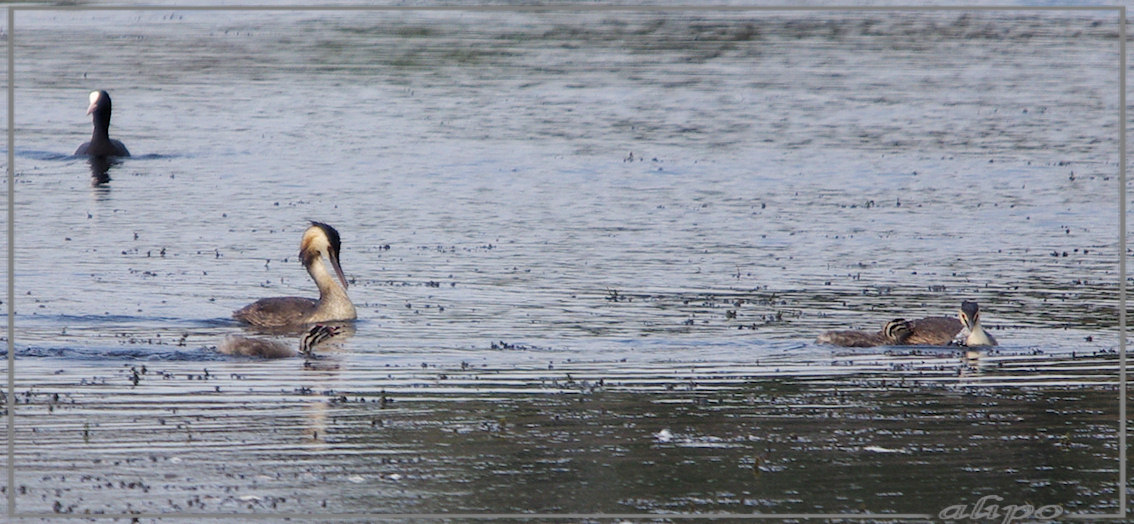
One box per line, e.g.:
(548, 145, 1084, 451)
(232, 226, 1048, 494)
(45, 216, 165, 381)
(2, 6, 1128, 518)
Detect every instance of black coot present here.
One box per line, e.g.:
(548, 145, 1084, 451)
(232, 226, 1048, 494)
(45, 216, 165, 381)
(75, 90, 130, 157)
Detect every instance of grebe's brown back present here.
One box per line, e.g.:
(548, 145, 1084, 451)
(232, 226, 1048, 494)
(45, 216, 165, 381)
(898, 316, 962, 345)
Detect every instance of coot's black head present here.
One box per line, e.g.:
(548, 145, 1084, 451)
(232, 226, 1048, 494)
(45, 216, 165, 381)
(87, 90, 111, 115)
(86, 90, 113, 128)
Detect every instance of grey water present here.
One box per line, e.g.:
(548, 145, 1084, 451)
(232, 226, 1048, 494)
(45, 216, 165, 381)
(1, 7, 1127, 517)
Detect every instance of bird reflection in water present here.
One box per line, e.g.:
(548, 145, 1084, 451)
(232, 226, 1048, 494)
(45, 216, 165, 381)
(87, 155, 120, 185)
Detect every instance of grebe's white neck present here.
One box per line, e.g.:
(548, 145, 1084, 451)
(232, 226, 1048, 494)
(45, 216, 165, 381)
(306, 253, 356, 322)
(964, 319, 996, 346)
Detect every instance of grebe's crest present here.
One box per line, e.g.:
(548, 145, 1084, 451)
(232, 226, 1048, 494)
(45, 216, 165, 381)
(300, 222, 341, 263)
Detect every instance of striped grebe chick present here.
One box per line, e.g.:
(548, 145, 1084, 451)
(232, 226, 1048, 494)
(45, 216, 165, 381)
(219, 324, 341, 358)
(816, 319, 912, 347)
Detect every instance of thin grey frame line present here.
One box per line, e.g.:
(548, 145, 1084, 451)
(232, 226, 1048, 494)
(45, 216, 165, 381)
(4, 3, 1127, 521)
(14, 512, 939, 520)
(1118, 4, 1128, 520)
(5, 5, 14, 521)
(5, 4, 1124, 12)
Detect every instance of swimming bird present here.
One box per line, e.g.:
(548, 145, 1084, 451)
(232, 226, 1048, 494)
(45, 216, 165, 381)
(896, 315, 962, 345)
(816, 319, 912, 347)
(895, 301, 996, 347)
(75, 90, 130, 157)
(219, 324, 341, 358)
(958, 300, 997, 346)
(233, 222, 357, 328)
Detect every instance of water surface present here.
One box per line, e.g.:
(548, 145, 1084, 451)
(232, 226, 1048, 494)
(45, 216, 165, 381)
(2, 7, 1127, 518)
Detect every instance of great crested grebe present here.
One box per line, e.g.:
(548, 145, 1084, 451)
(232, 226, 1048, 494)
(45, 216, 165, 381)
(75, 90, 130, 157)
(233, 222, 357, 328)
(895, 315, 962, 345)
(816, 319, 912, 347)
(958, 300, 997, 346)
(219, 324, 341, 358)
(888, 301, 996, 347)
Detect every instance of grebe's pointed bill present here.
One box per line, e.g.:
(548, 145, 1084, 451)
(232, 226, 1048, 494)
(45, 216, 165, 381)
(329, 250, 348, 290)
